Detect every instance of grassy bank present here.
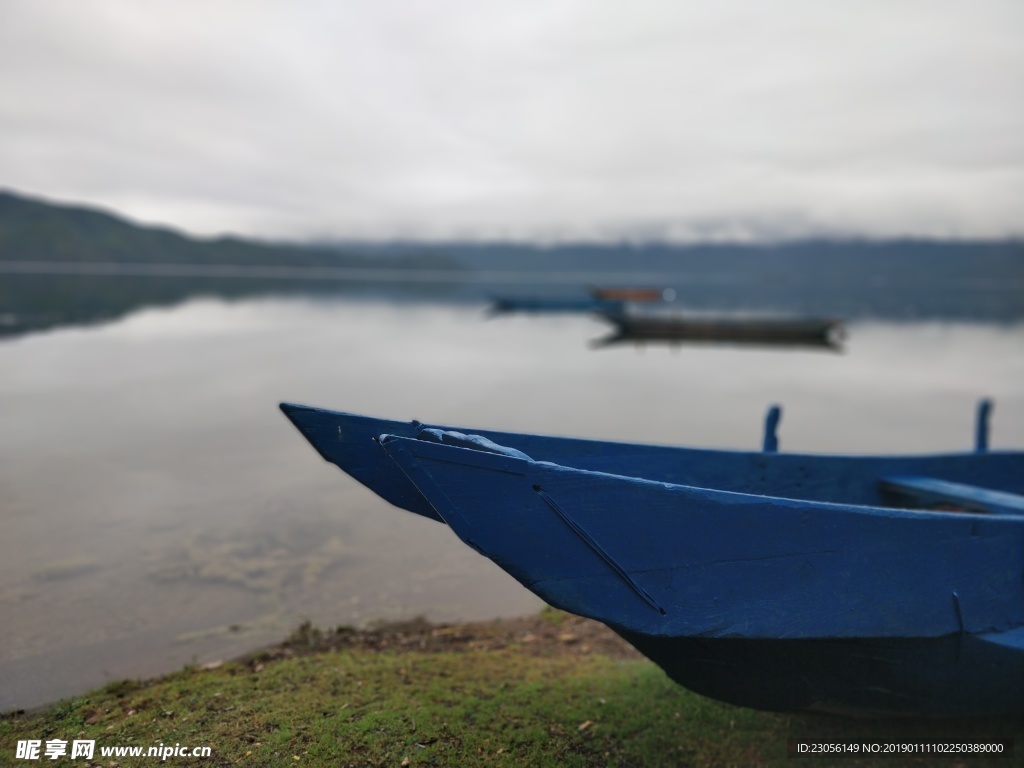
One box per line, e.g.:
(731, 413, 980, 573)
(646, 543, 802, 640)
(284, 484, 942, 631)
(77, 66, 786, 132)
(2, 611, 1019, 767)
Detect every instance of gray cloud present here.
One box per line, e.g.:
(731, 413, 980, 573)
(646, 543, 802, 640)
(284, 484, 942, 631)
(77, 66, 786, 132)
(2, 0, 1022, 241)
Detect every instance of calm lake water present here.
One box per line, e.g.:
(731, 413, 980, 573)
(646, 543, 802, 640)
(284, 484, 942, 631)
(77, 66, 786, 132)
(2, 293, 1022, 710)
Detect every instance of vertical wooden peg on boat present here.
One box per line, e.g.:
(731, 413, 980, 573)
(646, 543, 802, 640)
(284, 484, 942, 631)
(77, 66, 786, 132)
(975, 398, 992, 453)
(763, 405, 781, 453)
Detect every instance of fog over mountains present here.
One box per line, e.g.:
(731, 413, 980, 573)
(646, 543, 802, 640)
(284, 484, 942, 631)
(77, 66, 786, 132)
(1, 189, 1022, 339)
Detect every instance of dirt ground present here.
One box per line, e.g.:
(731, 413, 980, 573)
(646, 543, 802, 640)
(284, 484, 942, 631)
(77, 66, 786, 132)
(252, 611, 643, 667)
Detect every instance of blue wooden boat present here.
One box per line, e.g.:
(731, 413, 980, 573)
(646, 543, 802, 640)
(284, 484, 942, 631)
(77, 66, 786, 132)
(487, 296, 624, 316)
(488, 286, 671, 316)
(280, 401, 1024, 716)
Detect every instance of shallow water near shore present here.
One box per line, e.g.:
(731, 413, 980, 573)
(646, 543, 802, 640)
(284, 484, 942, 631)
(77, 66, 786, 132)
(2, 294, 1022, 711)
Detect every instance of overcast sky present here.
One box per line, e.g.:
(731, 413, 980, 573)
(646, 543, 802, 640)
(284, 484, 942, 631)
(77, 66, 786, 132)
(2, 1, 1022, 242)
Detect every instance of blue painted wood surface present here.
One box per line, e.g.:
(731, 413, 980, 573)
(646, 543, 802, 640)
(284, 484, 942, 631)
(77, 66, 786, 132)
(279, 403, 1024, 523)
(280, 402, 1024, 715)
(488, 296, 625, 315)
(763, 404, 781, 452)
(880, 475, 1024, 516)
(377, 434, 1023, 640)
(977, 398, 993, 452)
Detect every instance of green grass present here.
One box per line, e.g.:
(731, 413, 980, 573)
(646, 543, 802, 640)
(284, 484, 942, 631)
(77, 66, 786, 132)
(2, 626, 1019, 767)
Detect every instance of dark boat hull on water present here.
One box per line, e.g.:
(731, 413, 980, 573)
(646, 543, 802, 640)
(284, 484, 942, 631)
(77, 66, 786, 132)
(594, 312, 845, 349)
(280, 403, 1024, 716)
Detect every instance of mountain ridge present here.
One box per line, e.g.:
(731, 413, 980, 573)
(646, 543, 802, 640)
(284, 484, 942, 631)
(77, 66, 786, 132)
(3, 189, 1022, 277)
(0, 190, 458, 270)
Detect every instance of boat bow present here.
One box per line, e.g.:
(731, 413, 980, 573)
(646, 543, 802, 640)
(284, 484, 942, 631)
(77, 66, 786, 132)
(377, 432, 1024, 642)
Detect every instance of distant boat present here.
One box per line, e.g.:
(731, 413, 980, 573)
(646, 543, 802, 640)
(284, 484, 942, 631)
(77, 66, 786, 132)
(594, 312, 845, 349)
(588, 286, 669, 302)
(281, 401, 1024, 716)
(487, 296, 624, 316)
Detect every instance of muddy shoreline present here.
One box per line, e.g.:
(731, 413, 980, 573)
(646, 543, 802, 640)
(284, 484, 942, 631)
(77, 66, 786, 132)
(248, 610, 642, 666)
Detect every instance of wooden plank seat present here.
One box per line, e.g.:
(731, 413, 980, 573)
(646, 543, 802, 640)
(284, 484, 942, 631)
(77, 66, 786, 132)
(880, 476, 1024, 516)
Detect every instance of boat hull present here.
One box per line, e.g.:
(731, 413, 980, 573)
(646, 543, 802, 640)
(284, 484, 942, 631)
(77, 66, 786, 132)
(281, 403, 1024, 714)
(375, 434, 1024, 641)
(279, 404, 1024, 523)
(371, 433, 1024, 715)
(616, 628, 1024, 716)
(489, 296, 624, 315)
(594, 312, 845, 349)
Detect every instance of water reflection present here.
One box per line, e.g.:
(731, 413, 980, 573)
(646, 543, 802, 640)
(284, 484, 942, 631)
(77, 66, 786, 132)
(2, 257, 1022, 341)
(1, 295, 1022, 710)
